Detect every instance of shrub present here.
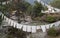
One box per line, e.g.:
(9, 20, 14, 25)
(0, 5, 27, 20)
(47, 28, 58, 36)
(7, 27, 27, 38)
(33, 17, 41, 21)
(39, 13, 45, 17)
(0, 15, 3, 25)
(46, 16, 56, 23)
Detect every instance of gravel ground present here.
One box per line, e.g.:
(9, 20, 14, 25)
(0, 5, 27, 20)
(28, 32, 47, 38)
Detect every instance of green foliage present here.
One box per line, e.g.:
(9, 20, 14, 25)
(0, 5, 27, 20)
(7, 27, 27, 38)
(39, 13, 45, 17)
(32, 17, 41, 21)
(26, 5, 34, 16)
(43, 6, 48, 11)
(46, 16, 56, 23)
(33, 1, 44, 17)
(0, 15, 3, 25)
(12, 1, 31, 12)
(50, 0, 60, 9)
(47, 28, 58, 36)
(0, 0, 44, 20)
(0, 5, 8, 12)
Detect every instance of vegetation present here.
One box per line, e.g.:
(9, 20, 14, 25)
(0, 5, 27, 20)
(0, 0, 60, 24)
(50, 0, 60, 9)
(0, 0, 45, 22)
(0, 0, 60, 38)
(45, 16, 56, 23)
(7, 27, 27, 38)
(47, 28, 58, 36)
(47, 26, 60, 37)
(32, 1, 44, 17)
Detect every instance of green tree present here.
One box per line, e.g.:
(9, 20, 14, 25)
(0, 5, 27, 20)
(50, 0, 60, 9)
(27, 5, 33, 16)
(33, 1, 44, 17)
(14, 1, 31, 22)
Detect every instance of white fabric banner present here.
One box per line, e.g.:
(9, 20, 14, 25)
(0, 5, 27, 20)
(50, 24, 54, 28)
(23, 25, 27, 31)
(2, 2, 6, 5)
(27, 25, 32, 32)
(36, 26, 41, 29)
(32, 26, 36, 33)
(17, 24, 23, 29)
(4, 16, 6, 20)
(45, 25, 50, 29)
(16, 23, 19, 28)
(6, 18, 11, 25)
(5, 17, 8, 22)
(10, 20, 14, 26)
(2, 14, 4, 19)
(41, 25, 46, 32)
(54, 22, 60, 26)
(13, 22, 17, 28)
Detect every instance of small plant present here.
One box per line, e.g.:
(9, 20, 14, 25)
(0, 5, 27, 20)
(46, 16, 56, 23)
(47, 28, 58, 36)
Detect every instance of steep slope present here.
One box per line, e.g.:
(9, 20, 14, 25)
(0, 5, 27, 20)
(25, 0, 53, 4)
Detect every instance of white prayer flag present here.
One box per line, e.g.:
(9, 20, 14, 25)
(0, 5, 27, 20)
(8, 19, 11, 24)
(4, 16, 6, 20)
(13, 22, 17, 28)
(5, 17, 8, 22)
(2, 14, 4, 19)
(54, 22, 60, 26)
(41, 25, 46, 32)
(2, 2, 6, 5)
(50, 24, 54, 28)
(10, 20, 14, 26)
(23, 25, 27, 31)
(45, 25, 50, 29)
(27, 25, 32, 32)
(36, 26, 41, 29)
(17, 24, 23, 29)
(32, 26, 36, 33)
(16, 23, 19, 28)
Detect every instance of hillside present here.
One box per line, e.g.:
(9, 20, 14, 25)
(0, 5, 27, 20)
(25, 0, 53, 4)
